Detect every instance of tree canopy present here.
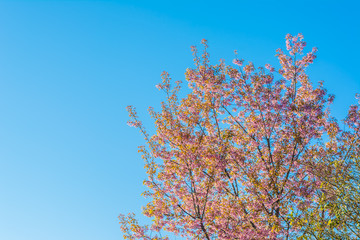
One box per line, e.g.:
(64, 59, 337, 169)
(119, 34, 360, 239)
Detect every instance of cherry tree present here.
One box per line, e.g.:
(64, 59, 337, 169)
(119, 34, 358, 239)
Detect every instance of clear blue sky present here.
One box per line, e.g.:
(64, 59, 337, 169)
(0, 1, 358, 239)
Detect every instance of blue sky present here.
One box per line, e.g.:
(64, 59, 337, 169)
(0, 1, 359, 239)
